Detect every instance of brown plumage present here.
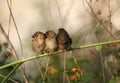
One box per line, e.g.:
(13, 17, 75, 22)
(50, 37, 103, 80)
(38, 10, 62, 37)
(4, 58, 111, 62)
(56, 28, 72, 50)
(32, 31, 46, 53)
(44, 30, 57, 53)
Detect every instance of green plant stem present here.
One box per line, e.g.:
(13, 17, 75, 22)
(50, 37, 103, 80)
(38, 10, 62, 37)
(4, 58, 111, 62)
(2, 63, 22, 83)
(0, 74, 18, 83)
(72, 40, 120, 50)
(0, 51, 63, 69)
(0, 40, 120, 70)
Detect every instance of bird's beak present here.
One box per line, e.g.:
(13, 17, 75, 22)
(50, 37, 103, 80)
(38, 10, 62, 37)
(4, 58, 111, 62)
(32, 35, 34, 38)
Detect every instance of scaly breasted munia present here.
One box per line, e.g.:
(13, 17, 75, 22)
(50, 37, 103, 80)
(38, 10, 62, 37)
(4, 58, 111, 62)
(44, 30, 57, 53)
(56, 28, 72, 50)
(32, 31, 46, 54)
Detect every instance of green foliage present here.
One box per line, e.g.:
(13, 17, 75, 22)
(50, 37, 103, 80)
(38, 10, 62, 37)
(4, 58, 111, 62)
(0, 77, 4, 82)
(77, 58, 89, 68)
(109, 77, 120, 83)
(84, 72, 94, 83)
(104, 59, 112, 69)
(3, 42, 9, 48)
(93, 23, 100, 35)
(95, 45, 102, 51)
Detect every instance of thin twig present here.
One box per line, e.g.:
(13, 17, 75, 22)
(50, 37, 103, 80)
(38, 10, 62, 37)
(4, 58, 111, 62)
(71, 51, 85, 83)
(7, 0, 24, 57)
(65, 74, 70, 83)
(8, 0, 12, 37)
(71, 52, 80, 69)
(0, 23, 28, 83)
(6, 0, 29, 82)
(100, 52, 105, 83)
(43, 55, 51, 83)
(34, 59, 44, 81)
(108, 0, 113, 40)
(0, 23, 18, 59)
(84, 0, 116, 40)
(6, 1, 21, 79)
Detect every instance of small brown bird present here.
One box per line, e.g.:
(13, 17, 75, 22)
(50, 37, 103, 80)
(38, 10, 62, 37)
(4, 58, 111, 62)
(44, 30, 57, 53)
(56, 28, 72, 50)
(32, 31, 46, 54)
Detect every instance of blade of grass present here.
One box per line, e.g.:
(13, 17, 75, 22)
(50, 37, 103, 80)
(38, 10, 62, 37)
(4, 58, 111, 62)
(0, 74, 18, 83)
(2, 63, 22, 83)
(63, 52, 66, 83)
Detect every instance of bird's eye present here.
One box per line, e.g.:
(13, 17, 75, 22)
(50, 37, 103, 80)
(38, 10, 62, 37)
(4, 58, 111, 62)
(36, 34, 38, 37)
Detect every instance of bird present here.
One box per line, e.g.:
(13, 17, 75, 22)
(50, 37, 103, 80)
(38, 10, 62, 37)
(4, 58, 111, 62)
(44, 30, 57, 53)
(32, 31, 46, 54)
(56, 28, 72, 50)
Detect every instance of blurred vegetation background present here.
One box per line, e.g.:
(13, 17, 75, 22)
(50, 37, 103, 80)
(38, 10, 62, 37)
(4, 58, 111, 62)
(0, 0, 120, 83)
